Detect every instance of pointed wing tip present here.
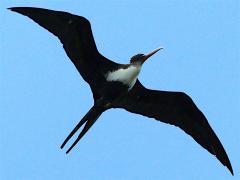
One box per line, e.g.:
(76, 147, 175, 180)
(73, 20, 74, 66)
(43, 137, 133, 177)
(8, 7, 40, 15)
(215, 146, 234, 175)
(215, 149, 234, 175)
(8, 7, 26, 14)
(7, 7, 15, 11)
(227, 163, 234, 176)
(211, 143, 234, 175)
(8, 7, 23, 11)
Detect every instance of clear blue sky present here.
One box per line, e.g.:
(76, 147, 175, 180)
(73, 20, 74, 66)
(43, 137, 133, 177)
(1, 0, 239, 179)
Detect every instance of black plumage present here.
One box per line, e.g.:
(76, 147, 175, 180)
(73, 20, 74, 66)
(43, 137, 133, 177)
(9, 7, 233, 175)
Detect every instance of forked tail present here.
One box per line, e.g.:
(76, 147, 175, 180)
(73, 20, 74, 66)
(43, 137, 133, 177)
(61, 105, 104, 153)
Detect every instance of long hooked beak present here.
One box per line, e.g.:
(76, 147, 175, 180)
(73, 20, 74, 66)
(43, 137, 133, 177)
(143, 47, 163, 62)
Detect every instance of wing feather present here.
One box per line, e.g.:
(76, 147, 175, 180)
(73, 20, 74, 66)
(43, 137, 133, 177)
(9, 7, 118, 99)
(115, 80, 233, 174)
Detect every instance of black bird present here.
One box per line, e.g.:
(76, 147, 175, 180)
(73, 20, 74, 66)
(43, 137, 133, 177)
(9, 7, 233, 175)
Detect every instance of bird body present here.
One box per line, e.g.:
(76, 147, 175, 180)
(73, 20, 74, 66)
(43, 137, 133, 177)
(9, 7, 233, 175)
(105, 64, 141, 90)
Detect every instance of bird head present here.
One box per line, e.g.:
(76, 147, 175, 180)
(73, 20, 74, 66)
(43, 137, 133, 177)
(130, 47, 163, 65)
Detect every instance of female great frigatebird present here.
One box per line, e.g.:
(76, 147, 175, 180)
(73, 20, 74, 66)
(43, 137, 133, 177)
(9, 7, 233, 174)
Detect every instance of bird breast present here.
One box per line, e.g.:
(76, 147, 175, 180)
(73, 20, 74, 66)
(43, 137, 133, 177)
(105, 65, 141, 90)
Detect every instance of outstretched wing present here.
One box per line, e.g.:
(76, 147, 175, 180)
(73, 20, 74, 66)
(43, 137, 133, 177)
(115, 80, 233, 174)
(9, 7, 118, 100)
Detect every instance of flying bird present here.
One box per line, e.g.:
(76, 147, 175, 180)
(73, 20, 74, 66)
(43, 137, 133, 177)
(9, 7, 233, 175)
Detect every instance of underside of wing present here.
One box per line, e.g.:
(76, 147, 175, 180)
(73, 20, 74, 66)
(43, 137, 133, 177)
(9, 7, 118, 100)
(115, 80, 233, 174)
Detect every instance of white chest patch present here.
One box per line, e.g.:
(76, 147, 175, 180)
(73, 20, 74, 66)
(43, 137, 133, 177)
(105, 65, 141, 90)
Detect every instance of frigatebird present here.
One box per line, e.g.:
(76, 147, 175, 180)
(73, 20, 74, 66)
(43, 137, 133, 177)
(9, 7, 233, 175)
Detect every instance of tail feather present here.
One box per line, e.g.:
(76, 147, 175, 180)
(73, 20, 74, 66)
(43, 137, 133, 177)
(66, 116, 98, 154)
(61, 105, 104, 153)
